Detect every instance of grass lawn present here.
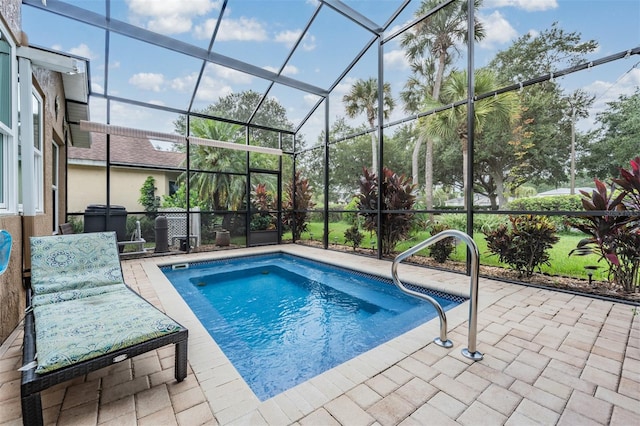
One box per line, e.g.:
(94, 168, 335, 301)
(288, 222, 610, 282)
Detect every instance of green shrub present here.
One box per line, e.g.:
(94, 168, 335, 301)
(484, 214, 559, 277)
(343, 225, 364, 251)
(434, 213, 466, 232)
(507, 195, 583, 211)
(343, 197, 360, 226)
(507, 195, 583, 231)
(428, 222, 455, 263)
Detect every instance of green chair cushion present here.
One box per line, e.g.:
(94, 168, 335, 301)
(30, 232, 123, 295)
(32, 284, 126, 307)
(34, 287, 184, 374)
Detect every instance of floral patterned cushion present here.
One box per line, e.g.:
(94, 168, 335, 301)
(32, 284, 126, 307)
(34, 287, 184, 374)
(30, 232, 124, 295)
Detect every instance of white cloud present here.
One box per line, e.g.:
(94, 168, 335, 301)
(129, 72, 165, 92)
(301, 34, 316, 51)
(91, 82, 104, 93)
(146, 15, 193, 34)
(333, 77, 357, 97)
(68, 43, 96, 60)
(282, 65, 299, 76)
(207, 63, 253, 84)
(577, 68, 640, 131)
(384, 49, 408, 70)
(263, 64, 299, 76)
(484, 0, 558, 12)
(206, 16, 268, 41)
(304, 93, 321, 106)
(275, 29, 302, 47)
(194, 75, 234, 102)
(169, 73, 198, 93)
(478, 11, 518, 49)
(126, 0, 219, 35)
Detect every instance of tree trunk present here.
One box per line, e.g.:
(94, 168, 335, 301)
(462, 144, 468, 210)
(489, 193, 498, 210)
(493, 172, 507, 209)
(425, 137, 434, 211)
(370, 131, 378, 176)
(412, 134, 421, 188)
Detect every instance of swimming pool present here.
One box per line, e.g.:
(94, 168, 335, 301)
(161, 253, 464, 400)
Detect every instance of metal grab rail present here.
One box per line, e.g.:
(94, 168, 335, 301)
(391, 229, 483, 361)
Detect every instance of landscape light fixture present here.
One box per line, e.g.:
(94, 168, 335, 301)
(79, 120, 283, 156)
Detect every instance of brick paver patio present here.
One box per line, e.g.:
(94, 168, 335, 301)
(1, 245, 638, 425)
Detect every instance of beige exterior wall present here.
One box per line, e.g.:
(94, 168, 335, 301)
(0, 4, 72, 343)
(67, 164, 179, 214)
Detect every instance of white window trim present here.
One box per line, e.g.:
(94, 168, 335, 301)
(51, 141, 59, 232)
(0, 23, 18, 214)
(33, 91, 44, 214)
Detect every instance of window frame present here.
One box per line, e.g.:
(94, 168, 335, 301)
(32, 90, 44, 213)
(0, 25, 18, 214)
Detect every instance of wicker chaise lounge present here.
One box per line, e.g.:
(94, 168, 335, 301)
(20, 231, 188, 426)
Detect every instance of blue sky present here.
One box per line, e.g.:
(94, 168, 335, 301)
(22, 0, 640, 143)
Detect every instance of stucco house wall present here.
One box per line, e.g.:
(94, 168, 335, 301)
(67, 164, 180, 213)
(67, 134, 184, 216)
(0, 4, 75, 343)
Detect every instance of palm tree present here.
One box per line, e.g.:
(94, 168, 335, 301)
(183, 119, 247, 212)
(342, 78, 395, 175)
(400, 0, 484, 209)
(419, 68, 518, 208)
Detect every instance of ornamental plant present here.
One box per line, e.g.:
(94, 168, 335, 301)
(428, 222, 456, 263)
(250, 183, 277, 231)
(569, 156, 640, 291)
(282, 171, 316, 240)
(484, 214, 559, 278)
(343, 225, 364, 251)
(357, 167, 416, 256)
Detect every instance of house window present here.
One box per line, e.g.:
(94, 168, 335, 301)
(17, 90, 44, 213)
(32, 92, 44, 213)
(0, 28, 15, 212)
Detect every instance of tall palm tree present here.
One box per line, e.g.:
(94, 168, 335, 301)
(420, 69, 518, 208)
(400, 0, 484, 208)
(343, 77, 395, 175)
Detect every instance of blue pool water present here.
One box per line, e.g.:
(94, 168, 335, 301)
(161, 253, 464, 400)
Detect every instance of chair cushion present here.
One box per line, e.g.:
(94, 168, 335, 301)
(32, 284, 126, 307)
(33, 287, 184, 374)
(30, 232, 124, 295)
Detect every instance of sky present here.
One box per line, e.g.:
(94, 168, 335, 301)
(21, 0, 640, 145)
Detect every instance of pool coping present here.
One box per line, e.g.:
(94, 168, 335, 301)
(141, 245, 505, 424)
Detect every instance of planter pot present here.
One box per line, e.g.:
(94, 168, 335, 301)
(215, 230, 230, 246)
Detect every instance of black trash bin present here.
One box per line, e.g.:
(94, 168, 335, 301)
(84, 204, 128, 244)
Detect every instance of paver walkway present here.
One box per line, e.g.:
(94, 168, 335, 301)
(1, 245, 638, 425)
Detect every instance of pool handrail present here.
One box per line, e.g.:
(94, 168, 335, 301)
(391, 229, 483, 361)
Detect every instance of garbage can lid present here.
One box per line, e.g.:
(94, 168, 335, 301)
(85, 204, 127, 212)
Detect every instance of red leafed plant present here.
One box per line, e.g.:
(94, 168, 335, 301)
(570, 157, 640, 292)
(357, 167, 416, 255)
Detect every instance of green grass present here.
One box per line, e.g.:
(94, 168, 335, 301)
(291, 222, 610, 282)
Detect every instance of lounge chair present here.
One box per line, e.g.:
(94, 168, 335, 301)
(58, 222, 74, 235)
(20, 231, 188, 426)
